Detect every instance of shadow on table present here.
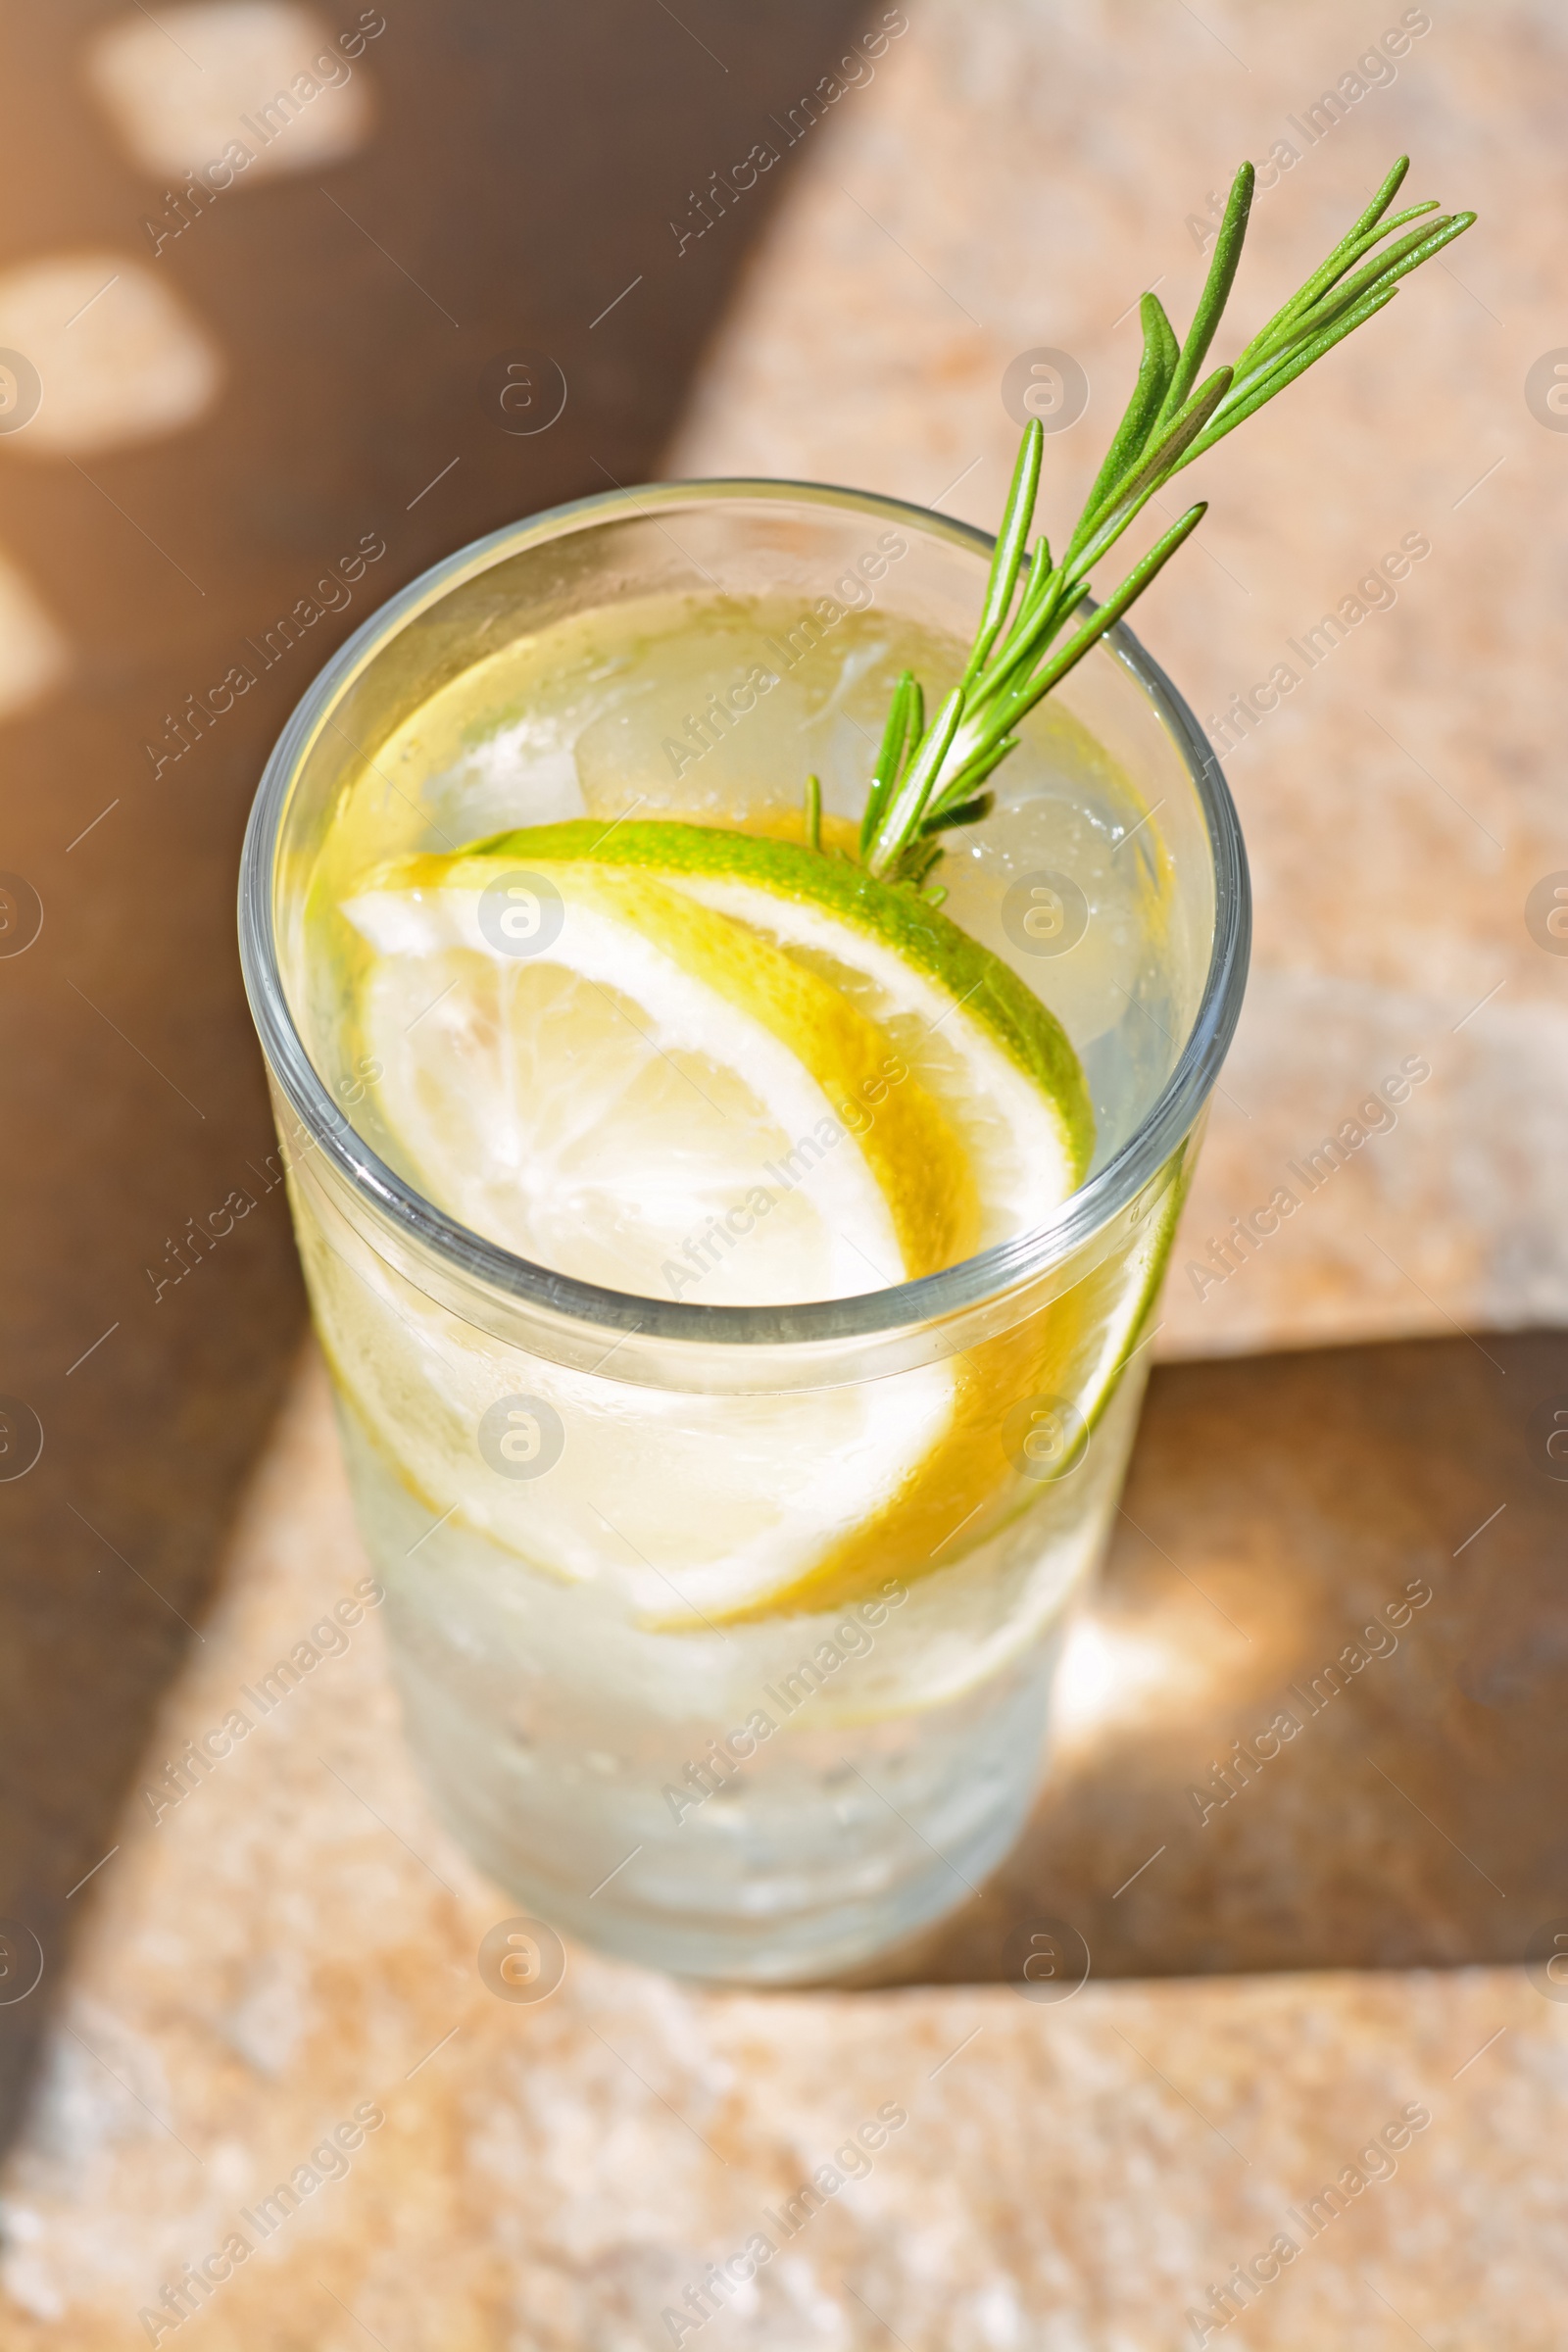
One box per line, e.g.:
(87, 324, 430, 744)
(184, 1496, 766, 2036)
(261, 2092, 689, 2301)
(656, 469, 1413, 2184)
(0, 0, 871, 2162)
(852, 1331, 1568, 1989)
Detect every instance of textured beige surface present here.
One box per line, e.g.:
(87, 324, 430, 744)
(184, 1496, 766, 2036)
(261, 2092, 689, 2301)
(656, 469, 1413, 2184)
(9, 11, 1566, 2345)
(3, 1355, 1563, 2351)
(666, 0, 1568, 1357)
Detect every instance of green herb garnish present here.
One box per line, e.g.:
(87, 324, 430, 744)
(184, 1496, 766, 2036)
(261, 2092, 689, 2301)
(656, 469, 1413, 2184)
(836, 155, 1475, 892)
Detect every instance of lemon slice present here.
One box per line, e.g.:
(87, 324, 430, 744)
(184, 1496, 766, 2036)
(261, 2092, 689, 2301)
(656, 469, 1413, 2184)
(705, 1151, 1187, 1624)
(321, 821, 1116, 1629)
(323, 852, 984, 1622)
(342, 857, 977, 1303)
(468, 819, 1095, 1246)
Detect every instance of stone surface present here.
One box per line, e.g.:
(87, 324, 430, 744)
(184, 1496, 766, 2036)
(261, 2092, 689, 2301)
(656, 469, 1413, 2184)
(7, 6, 1568, 2342)
(666, 0, 1568, 1358)
(3, 1350, 1567, 2350)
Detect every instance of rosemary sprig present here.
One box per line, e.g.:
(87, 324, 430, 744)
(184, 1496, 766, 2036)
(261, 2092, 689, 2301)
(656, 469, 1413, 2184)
(832, 156, 1474, 888)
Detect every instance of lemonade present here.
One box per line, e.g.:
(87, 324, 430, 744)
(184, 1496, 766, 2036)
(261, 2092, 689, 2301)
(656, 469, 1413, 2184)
(240, 482, 1242, 1980)
(240, 155, 1474, 1978)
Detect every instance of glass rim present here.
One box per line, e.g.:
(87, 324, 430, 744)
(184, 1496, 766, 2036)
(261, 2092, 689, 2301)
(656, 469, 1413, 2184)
(238, 476, 1250, 1352)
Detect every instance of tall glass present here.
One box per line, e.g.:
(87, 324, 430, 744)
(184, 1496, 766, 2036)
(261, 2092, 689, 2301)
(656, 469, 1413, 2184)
(238, 482, 1248, 1983)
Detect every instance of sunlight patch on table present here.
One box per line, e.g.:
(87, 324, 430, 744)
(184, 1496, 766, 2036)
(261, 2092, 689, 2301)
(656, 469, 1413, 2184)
(0, 552, 68, 721)
(0, 256, 221, 456)
(85, 2, 376, 186)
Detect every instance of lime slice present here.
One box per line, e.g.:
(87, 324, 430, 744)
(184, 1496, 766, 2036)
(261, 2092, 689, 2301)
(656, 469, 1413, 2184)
(342, 856, 977, 1303)
(469, 819, 1095, 1245)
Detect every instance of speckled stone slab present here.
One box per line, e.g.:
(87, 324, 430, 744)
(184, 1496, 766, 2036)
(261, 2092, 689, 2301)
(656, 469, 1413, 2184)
(8, 9, 1566, 2346)
(3, 1355, 1564, 2351)
(665, 0, 1568, 1359)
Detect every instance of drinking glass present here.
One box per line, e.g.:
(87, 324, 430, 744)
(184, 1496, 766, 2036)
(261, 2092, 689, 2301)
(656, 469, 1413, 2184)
(238, 481, 1249, 1983)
